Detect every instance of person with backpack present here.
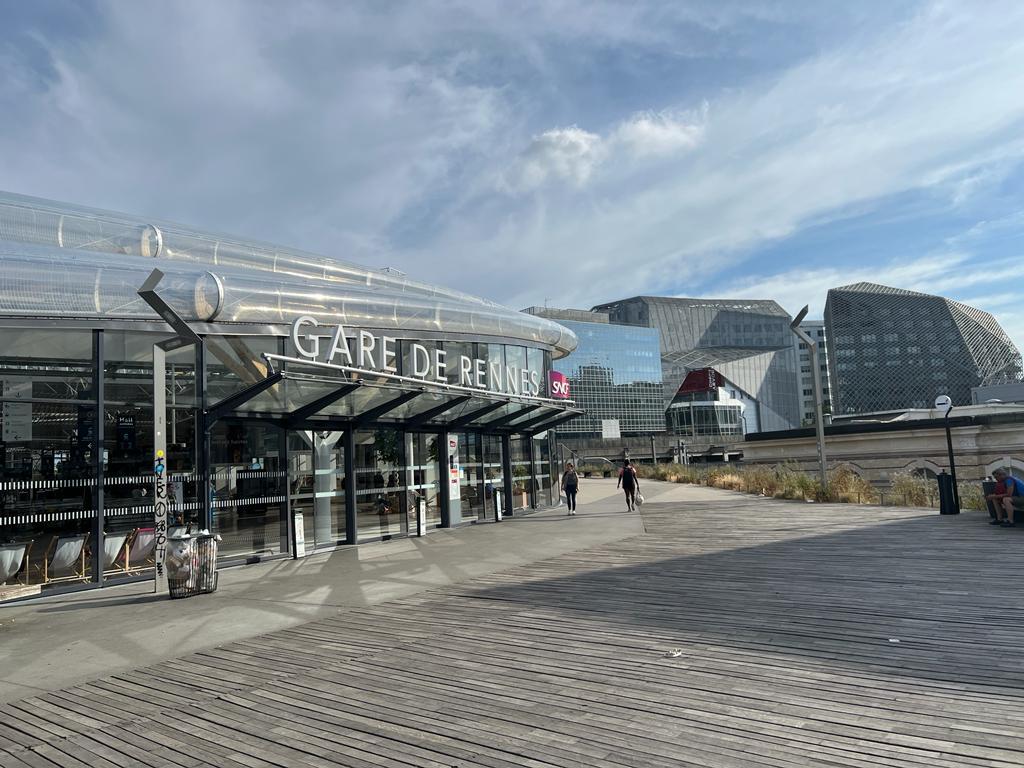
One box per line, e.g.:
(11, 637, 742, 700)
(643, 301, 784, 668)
(561, 462, 580, 516)
(986, 468, 1024, 527)
(617, 458, 640, 512)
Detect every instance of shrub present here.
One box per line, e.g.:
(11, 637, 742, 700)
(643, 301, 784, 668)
(826, 466, 879, 504)
(957, 482, 986, 511)
(889, 472, 931, 507)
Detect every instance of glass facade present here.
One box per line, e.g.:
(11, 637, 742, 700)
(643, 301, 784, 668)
(550, 320, 664, 436)
(594, 297, 801, 433)
(825, 283, 1023, 414)
(0, 192, 579, 600)
(0, 324, 572, 598)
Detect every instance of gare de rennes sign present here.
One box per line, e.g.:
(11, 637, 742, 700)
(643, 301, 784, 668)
(290, 315, 570, 399)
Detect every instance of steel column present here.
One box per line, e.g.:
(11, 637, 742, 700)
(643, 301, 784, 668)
(501, 433, 513, 521)
(92, 330, 105, 586)
(344, 429, 357, 544)
(438, 429, 452, 527)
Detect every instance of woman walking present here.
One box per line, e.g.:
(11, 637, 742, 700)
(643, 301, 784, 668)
(561, 463, 580, 515)
(617, 459, 640, 511)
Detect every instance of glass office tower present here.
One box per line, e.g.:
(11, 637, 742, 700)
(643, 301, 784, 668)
(825, 283, 1022, 414)
(535, 315, 664, 436)
(593, 296, 801, 433)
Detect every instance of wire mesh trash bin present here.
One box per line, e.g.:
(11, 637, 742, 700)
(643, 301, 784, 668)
(166, 532, 220, 598)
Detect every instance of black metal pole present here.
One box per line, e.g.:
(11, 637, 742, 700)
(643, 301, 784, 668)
(501, 433, 513, 521)
(344, 428, 357, 544)
(92, 329, 105, 586)
(944, 411, 960, 513)
(438, 429, 452, 527)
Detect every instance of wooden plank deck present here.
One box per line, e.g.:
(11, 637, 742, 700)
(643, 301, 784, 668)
(2, 492, 1023, 767)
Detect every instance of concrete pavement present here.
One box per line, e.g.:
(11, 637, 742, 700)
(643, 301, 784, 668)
(0, 477, 650, 703)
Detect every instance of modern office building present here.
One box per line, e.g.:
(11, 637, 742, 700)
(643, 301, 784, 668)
(522, 308, 663, 439)
(592, 296, 801, 438)
(793, 320, 832, 425)
(824, 283, 1022, 415)
(0, 191, 579, 600)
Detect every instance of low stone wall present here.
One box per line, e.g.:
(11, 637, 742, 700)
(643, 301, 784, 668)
(743, 420, 1024, 485)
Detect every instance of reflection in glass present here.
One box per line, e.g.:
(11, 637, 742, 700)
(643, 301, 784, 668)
(549, 321, 664, 435)
(482, 434, 505, 519)
(457, 432, 485, 522)
(406, 433, 440, 528)
(209, 421, 286, 559)
(355, 429, 406, 540)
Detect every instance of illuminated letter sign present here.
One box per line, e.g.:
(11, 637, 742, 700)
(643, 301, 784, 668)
(549, 371, 570, 399)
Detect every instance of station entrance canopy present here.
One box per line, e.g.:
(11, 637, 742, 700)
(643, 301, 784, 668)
(211, 354, 582, 435)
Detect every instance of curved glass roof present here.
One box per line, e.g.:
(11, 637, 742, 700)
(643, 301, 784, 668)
(0, 191, 577, 358)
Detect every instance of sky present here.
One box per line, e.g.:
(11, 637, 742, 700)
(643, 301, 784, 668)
(3, 1, 1024, 348)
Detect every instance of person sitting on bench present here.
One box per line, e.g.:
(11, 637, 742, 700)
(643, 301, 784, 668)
(986, 469, 1024, 527)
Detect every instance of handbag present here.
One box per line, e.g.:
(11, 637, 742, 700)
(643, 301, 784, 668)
(635, 492, 645, 507)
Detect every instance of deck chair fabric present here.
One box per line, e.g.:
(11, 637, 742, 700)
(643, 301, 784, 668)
(45, 533, 89, 581)
(102, 532, 130, 571)
(0, 541, 29, 584)
(128, 528, 156, 567)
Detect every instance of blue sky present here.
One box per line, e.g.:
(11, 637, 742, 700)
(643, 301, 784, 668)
(2, 1, 1024, 348)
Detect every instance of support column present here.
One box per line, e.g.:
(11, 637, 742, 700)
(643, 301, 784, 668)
(91, 330, 105, 585)
(278, 425, 290, 553)
(501, 433, 513, 521)
(525, 434, 537, 509)
(196, 339, 212, 531)
(344, 428, 357, 544)
(438, 429, 452, 527)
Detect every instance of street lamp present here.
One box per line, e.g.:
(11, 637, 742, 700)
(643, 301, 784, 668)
(935, 395, 960, 513)
(790, 306, 828, 490)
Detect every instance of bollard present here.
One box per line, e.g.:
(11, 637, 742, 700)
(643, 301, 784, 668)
(936, 471, 959, 515)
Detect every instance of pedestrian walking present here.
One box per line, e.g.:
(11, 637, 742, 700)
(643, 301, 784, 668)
(617, 459, 640, 511)
(561, 463, 580, 515)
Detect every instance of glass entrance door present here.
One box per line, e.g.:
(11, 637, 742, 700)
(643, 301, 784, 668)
(355, 429, 407, 540)
(406, 433, 441, 531)
(482, 434, 505, 520)
(457, 432, 486, 523)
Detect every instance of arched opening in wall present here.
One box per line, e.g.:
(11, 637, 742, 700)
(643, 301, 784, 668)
(911, 467, 937, 481)
(984, 458, 1024, 477)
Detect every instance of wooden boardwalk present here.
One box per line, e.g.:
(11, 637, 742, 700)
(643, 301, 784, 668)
(2, 493, 1024, 767)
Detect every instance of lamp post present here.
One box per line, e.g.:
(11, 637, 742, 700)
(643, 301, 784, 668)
(935, 395, 960, 513)
(789, 306, 828, 490)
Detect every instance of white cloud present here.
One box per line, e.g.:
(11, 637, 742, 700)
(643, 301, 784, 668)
(612, 108, 706, 157)
(504, 126, 605, 192)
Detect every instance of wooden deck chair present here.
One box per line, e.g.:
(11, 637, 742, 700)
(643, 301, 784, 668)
(102, 531, 131, 575)
(37, 533, 89, 584)
(0, 541, 30, 584)
(127, 527, 156, 572)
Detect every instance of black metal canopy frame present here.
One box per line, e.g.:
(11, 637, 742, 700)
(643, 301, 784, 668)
(202, 369, 581, 436)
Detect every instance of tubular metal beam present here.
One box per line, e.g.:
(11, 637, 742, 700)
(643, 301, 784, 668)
(481, 403, 544, 430)
(286, 382, 360, 424)
(523, 410, 582, 435)
(353, 390, 423, 426)
(445, 400, 508, 429)
(205, 371, 284, 423)
(405, 395, 473, 428)
(508, 408, 563, 434)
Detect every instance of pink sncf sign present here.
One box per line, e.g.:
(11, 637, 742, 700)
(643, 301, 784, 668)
(549, 371, 571, 399)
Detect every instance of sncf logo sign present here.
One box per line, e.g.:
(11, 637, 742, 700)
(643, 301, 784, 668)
(549, 371, 571, 399)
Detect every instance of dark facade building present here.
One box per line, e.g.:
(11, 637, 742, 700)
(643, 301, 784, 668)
(824, 283, 1022, 414)
(0, 192, 580, 601)
(592, 296, 801, 437)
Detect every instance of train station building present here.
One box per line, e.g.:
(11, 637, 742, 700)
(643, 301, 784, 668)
(0, 192, 580, 600)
